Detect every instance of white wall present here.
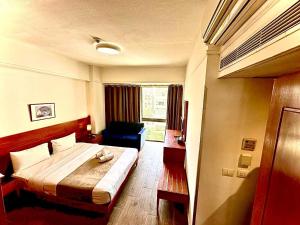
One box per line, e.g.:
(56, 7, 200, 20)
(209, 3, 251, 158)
(0, 67, 88, 137)
(0, 37, 90, 81)
(184, 35, 208, 224)
(87, 66, 106, 133)
(101, 66, 186, 84)
(0, 38, 89, 137)
(195, 50, 273, 225)
(184, 38, 273, 225)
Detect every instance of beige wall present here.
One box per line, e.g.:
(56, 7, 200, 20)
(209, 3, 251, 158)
(101, 66, 186, 84)
(194, 50, 273, 225)
(0, 38, 89, 137)
(0, 67, 88, 137)
(184, 35, 273, 225)
(87, 66, 106, 133)
(184, 35, 208, 224)
(0, 37, 90, 81)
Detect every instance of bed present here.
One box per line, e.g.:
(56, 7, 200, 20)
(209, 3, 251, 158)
(13, 143, 138, 205)
(0, 116, 138, 220)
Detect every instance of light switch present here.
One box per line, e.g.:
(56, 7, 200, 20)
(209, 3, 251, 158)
(222, 168, 234, 177)
(227, 169, 235, 177)
(237, 168, 249, 178)
(238, 154, 252, 168)
(222, 168, 228, 176)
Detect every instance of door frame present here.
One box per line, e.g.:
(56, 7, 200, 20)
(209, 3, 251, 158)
(250, 72, 300, 225)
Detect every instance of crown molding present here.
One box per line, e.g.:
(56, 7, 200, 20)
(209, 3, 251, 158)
(0, 61, 90, 81)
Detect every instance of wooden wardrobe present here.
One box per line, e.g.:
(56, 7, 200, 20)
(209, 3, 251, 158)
(251, 72, 300, 225)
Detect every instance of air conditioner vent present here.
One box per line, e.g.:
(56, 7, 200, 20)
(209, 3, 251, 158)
(220, 1, 300, 69)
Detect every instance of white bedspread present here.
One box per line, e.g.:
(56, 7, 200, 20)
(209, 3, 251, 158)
(13, 143, 138, 204)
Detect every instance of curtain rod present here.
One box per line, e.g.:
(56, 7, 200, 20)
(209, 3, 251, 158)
(103, 83, 183, 87)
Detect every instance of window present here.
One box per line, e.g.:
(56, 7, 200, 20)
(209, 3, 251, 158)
(142, 86, 168, 142)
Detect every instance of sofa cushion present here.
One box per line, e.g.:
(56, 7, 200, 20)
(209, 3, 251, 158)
(120, 134, 139, 141)
(111, 134, 138, 141)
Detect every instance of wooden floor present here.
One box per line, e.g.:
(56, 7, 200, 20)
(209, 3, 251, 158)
(5, 141, 187, 225)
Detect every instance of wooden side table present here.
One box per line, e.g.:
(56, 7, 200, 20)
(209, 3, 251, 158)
(2, 179, 21, 197)
(0, 173, 6, 217)
(84, 134, 103, 144)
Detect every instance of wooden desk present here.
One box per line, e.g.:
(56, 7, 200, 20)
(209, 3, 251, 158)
(163, 130, 186, 165)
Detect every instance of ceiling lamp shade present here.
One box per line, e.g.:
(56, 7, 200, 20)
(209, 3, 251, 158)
(93, 37, 121, 55)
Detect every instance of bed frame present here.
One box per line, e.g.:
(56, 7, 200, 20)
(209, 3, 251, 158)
(0, 116, 138, 221)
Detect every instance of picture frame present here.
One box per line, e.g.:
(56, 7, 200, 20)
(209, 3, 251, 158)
(28, 103, 56, 121)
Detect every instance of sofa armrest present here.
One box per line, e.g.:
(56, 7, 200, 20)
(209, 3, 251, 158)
(138, 127, 147, 150)
(102, 129, 110, 136)
(102, 129, 112, 143)
(138, 127, 146, 135)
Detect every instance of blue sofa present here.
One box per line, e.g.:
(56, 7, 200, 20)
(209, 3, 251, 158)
(102, 121, 146, 151)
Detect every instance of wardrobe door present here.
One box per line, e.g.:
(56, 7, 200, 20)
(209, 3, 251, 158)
(262, 108, 300, 225)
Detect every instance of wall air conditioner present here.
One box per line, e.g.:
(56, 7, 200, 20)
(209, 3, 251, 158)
(219, 1, 300, 69)
(203, 0, 267, 45)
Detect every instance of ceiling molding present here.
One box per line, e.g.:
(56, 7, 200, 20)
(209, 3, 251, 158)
(0, 61, 90, 81)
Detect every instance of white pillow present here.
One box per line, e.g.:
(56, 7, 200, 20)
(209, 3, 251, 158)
(10, 143, 50, 173)
(51, 133, 76, 154)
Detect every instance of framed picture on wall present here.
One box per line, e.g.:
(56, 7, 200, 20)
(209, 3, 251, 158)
(29, 103, 56, 121)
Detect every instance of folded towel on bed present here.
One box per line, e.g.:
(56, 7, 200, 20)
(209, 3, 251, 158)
(98, 152, 114, 163)
(95, 151, 104, 158)
(95, 148, 114, 163)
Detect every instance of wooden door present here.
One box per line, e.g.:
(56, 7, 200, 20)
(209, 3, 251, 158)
(262, 108, 300, 225)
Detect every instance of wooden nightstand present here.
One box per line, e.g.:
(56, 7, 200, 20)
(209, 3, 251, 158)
(84, 134, 103, 144)
(2, 179, 21, 197)
(0, 173, 6, 216)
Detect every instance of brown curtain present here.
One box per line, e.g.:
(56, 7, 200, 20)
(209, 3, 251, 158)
(105, 85, 141, 125)
(166, 85, 183, 130)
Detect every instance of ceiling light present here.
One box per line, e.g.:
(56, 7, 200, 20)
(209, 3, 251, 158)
(93, 37, 121, 55)
(96, 43, 121, 55)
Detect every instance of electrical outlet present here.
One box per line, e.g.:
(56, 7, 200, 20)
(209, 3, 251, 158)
(227, 169, 235, 177)
(237, 168, 249, 178)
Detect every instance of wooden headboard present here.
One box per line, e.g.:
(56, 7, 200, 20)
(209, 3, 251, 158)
(0, 116, 90, 179)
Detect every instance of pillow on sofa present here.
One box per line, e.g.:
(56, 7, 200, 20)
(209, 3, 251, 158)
(51, 133, 76, 154)
(10, 143, 50, 173)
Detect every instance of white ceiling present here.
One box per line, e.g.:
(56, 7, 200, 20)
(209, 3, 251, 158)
(0, 0, 204, 66)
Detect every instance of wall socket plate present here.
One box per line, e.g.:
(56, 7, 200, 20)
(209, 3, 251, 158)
(238, 153, 252, 168)
(237, 168, 249, 178)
